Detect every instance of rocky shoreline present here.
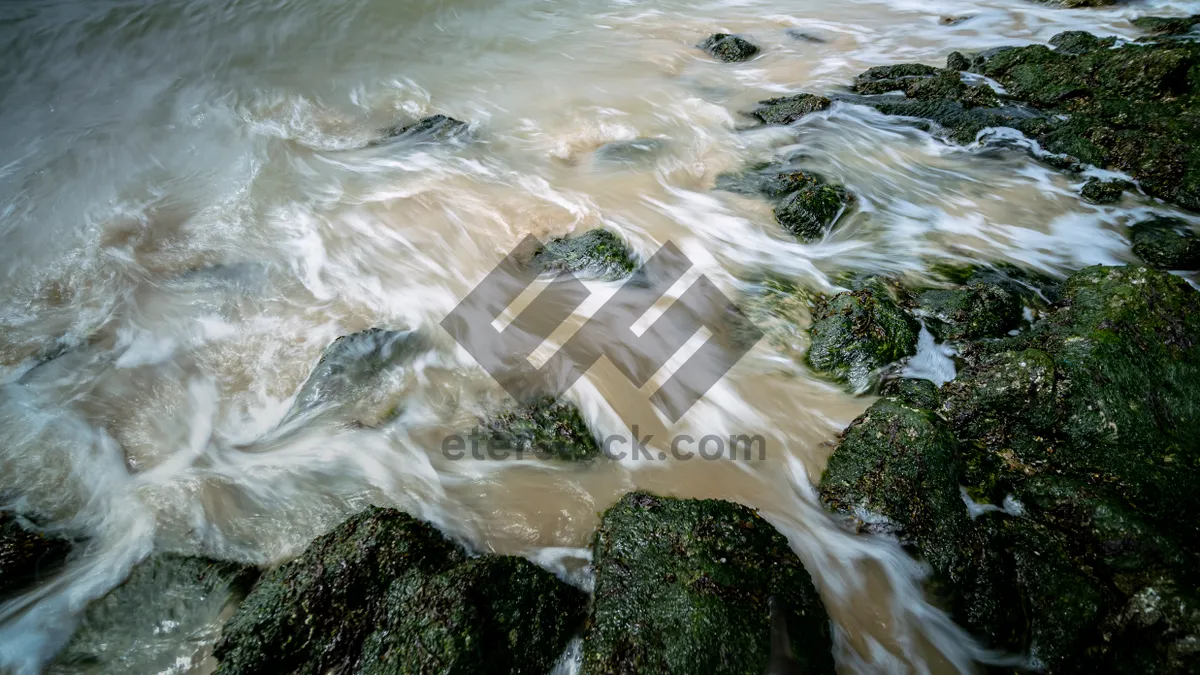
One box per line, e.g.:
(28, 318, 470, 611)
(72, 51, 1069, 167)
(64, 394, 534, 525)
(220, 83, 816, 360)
(4, 14, 1200, 675)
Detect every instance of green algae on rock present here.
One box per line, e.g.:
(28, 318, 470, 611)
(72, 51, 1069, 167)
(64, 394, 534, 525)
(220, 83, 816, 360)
(474, 395, 601, 461)
(1132, 15, 1200, 37)
(1080, 177, 1132, 204)
(51, 555, 257, 675)
(878, 377, 941, 410)
(750, 93, 832, 125)
(582, 492, 834, 675)
(531, 228, 637, 280)
(214, 507, 586, 675)
(916, 281, 1022, 341)
(1130, 216, 1200, 270)
(806, 278, 920, 393)
(774, 184, 853, 242)
(0, 511, 71, 600)
(699, 33, 759, 62)
(714, 164, 823, 199)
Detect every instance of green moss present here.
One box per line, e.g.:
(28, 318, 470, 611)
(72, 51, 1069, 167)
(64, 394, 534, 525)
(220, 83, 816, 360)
(214, 507, 586, 675)
(878, 377, 940, 410)
(51, 555, 257, 674)
(1132, 15, 1200, 37)
(714, 164, 823, 199)
(699, 34, 759, 63)
(1130, 217, 1200, 270)
(751, 94, 832, 125)
(475, 395, 601, 461)
(1080, 177, 1132, 204)
(531, 228, 637, 280)
(582, 492, 834, 675)
(916, 282, 1022, 341)
(0, 511, 71, 600)
(774, 184, 852, 242)
(806, 279, 920, 393)
(1049, 31, 1116, 55)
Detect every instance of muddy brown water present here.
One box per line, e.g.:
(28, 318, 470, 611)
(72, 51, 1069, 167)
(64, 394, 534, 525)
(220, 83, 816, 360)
(1, 0, 1198, 672)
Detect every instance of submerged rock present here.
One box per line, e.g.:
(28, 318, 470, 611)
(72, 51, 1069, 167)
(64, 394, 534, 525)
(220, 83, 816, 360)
(750, 93, 832, 125)
(378, 114, 468, 144)
(531, 228, 637, 280)
(474, 395, 601, 461)
(774, 184, 853, 242)
(820, 264, 1200, 672)
(0, 511, 71, 599)
(844, 33, 1200, 210)
(806, 278, 920, 392)
(715, 164, 823, 199)
(593, 138, 665, 166)
(916, 281, 1022, 341)
(51, 555, 257, 674)
(214, 507, 586, 675)
(1130, 216, 1200, 270)
(1080, 177, 1133, 204)
(283, 328, 427, 427)
(785, 29, 826, 43)
(699, 33, 759, 62)
(582, 492, 834, 675)
(1132, 15, 1200, 37)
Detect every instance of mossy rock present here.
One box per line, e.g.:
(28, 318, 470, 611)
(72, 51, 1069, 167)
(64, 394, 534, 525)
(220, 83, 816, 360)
(474, 395, 601, 461)
(1132, 15, 1200, 37)
(916, 281, 1022, 341)
(1049, 30, 1116, 55)
(774, 184, 852, 242)
(379, 114, 469, 144)
(806, 279, 920, 393)
(699, 33, 759, 63)
(878, 377, 941, 410)
(0, 511, 71, 600)
(50, 555, 257, 674)
(1080, 177, 1133, 204)
(214, 507, 586, 675)
(750, 93, 832, 125)
(845, 35, 1200, 210)
(1130, 216, 1200, 270)
(283, 328, 427, 426)
(582, 492, 834, 675)
(531, 228, 637, 281)
(714, 164, 823, 199)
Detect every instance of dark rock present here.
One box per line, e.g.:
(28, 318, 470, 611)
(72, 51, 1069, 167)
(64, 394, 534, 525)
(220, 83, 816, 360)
(1130, 216, 1200, 270)
(474, 395, 601, 461)
(1050, 30, 1116, 54)
(582, 492, 834, 675)
(856, 63, 940, 83)
(946, 51, 971, 71)
(751, 94, 832, 125)
(531, 228, 637, 280)
(1080, 177, 1133, 204)
(0, 511, 71, 599)
(785, 30, 826, 43)
(699, 33, 759, 62)
(51, 555, 257, 674)
(806, 278, 920, 393)
(593, 138, 665, 166)
(282, 328, 427, 426)
(1132, 15, 1200, 37)
(774, 184, 852, 241)
(378, 114, 468, 144)
(940, 16, 972, 26)
(715, 164, 823, 199)
(879, 377, 941, 410)
(916, 282, 1022, 341)
(214, 507, 586, 675)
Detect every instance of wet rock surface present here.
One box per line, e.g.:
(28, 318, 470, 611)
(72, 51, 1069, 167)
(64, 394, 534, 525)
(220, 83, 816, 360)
(819, 265, 1200, 673)
(51, 555, 257, 674)
(1132, 15, 1200, 37)
(0, 510, 71, 600)
(474, 395, 601, 461)
(699, 33, 759, 62)
(214, 507, 586, 675)
(582, 492, 834, 675)
(751, 93, 832, 125)
(1080, 177, 1132, 204)
(774, 184, 852, 242)
(378, 114, 469, 144)
(531, 228, 637, 280)
(806, 277, 920, 393)
(1130, 216, 1200, 270)
(916, 281, 1022, 341)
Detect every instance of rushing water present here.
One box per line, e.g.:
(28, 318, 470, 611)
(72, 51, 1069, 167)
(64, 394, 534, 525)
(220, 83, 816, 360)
(2, 0, 1200, 672)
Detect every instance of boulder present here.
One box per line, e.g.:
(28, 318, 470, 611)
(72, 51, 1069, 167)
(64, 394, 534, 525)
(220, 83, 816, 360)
(1130, 217, 1200, 270)
(531, 228, 637, 281)
(916, 281, 1022, 341)
(699, 33, 759, 62)
(750, 93, 832, 125)
(714, 164, 823, 199)
(473, 395, 601, 461)
(1080, 177, 1133, 204)
(1132, 15, 1200, 37)
(214, 507, 586, 675)
(51, 555, 257, 674)
(0, 511, 71, 600)
(878, 377, 941, 410)
(582, 492, 834, 675)
(774, 184, 852, 242)
(806, 278, 921, 392)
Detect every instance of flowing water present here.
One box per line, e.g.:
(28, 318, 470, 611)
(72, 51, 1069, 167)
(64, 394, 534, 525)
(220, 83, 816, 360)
(2, 0, 1199, 672)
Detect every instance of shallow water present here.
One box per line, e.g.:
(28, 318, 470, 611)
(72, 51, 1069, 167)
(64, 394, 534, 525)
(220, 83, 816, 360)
(2, 0, 1199, 672)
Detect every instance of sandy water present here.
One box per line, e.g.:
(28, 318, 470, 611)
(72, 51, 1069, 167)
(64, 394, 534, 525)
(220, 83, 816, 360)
(2, 0, 1199, 672)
